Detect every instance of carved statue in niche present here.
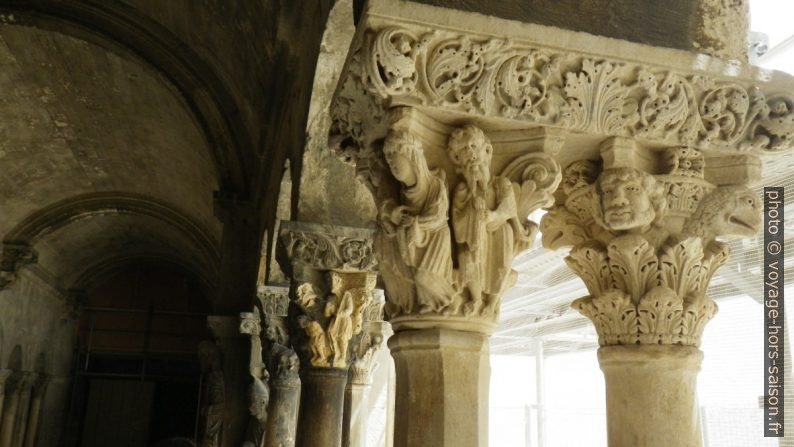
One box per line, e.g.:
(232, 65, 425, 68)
(448, 124, 532, 315)
(378, 130, 455, 315)
(197, 341, 225, 447)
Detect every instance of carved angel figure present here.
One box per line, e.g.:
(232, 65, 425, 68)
(594, 167, 666, 232)
(379, 130, 455, 314)
(197, 341, 225, 447)
(448, 125, 527, 315)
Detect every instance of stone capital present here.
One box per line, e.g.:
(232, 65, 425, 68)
(257, 285, 290, 318)
(349, 298, 390, 385)
(541, 140, 763, 347)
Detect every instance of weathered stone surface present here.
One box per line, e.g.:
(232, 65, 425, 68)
(296, 368, 349, 447)
(389, 329, 490, 447)
(599, 345, 704, 447)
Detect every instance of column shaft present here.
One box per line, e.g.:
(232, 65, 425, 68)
(342, 382, 370, 447)
(0, 389, 20, 447)
(265, 379, 301, 447)
(388, 329, 490, 447)
(599, 346, 703, 447)
(296, 368, 348, 447)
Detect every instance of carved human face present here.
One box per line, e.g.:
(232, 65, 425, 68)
(448, 125, 492, 188)
(598, 169, 655, 230)
(385, 152, 417, 187)
(249, 396, 268, 421)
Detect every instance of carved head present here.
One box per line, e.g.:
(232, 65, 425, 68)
(448, 125, 493, 192)
(688, 185, 762, 239)
(295, 283, 319, 312)
(383, 130, 421, 187)
(197, 341, 221, 373)
(595, 167, 665, 231)
(249, 377, 269, 422)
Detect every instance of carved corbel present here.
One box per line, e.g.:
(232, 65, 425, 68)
(542, 139, 762, 347)
(277, 222, 378, 370)
(0, 243, 37, 290)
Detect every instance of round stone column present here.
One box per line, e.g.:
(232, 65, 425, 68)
(599, 345, 703, 447)
(388, 328, 490, 447)
(266, 377, 301, 447)
(296, 368, 349, 447)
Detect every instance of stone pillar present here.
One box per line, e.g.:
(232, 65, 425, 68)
(343, 299, 389, 447)
(0, 371, 11, 428)
(12, 373, 36, 447)
(0, 373, 22, 447)
(257, 286, 301, 447)
(277, 221, 379, 447)
(22, 375, 47, 447)
(540, 139, 764, 446)
(332, 107, 560, 447)
(206, 316, 247, 447)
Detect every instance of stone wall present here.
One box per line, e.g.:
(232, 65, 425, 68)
(0, 268, 77, 446)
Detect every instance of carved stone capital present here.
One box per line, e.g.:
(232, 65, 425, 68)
(291, 271, 377, 369)
(359, 110, 560, 333)
(349, 320, 390, 385)
(257, 285, 290, 317)
(542, 140, 762, 346)
(0, 243, 37, 290)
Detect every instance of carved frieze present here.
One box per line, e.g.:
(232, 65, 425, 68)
(331, 24, 794, 161)
(278, 221, 377, 274)
(258, 285, 290, 317)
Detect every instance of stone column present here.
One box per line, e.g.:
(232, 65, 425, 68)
(277, 221, 379, 447)
(0, 373, 22, 447)
(540, 139, 764, 446)
(258, 286, 301, 447)
(12, 373, 36, 447)
(0, 370, 11, 428)
(334, 108, 560, 447)
(206, 316, 247, 447)
(342, 299, 389, 447)
(22, 375, 47, 447)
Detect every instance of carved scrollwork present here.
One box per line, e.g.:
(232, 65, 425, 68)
(278, 222, 377, 273)
(332, 24, 794, 158)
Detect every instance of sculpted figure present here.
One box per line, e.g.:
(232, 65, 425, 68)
(326, 291, 355, 368)
(379, 130, 455, 314)
(244, 373, 270, 447)
(298, 315, 331, 367)
(682, 185, 761, 243)
(239, 309, 269, 447)
(594, 167, 666, 232)
(449, 124, 527, 315)
(197, 341, 225, 447)
(263, 322, 299, 381)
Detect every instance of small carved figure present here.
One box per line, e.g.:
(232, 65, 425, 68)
(448, 124, 527, 315)
(594, 167, 666, 232)
(299, 315, 331, 367)
(683, 185, 761, 242)
(197, 341, 225, 447)
(327, 291, 355, 368)
(379, 130, 455, 314)
(244, 373, 270, 447)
